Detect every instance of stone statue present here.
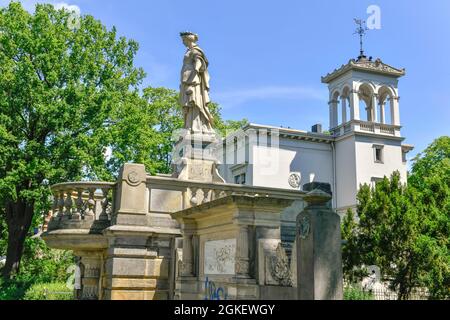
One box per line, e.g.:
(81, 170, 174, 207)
(179, 32, 214, 134)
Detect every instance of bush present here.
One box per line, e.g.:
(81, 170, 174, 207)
(0, 279, 29, 300)
(344, 284, 374, 300)
(23, 282, 73, 300)
(0, 237, 74, 300)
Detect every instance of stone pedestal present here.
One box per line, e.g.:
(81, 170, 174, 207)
(102, 228, 175, 300)
(172, 131, 225, 183)
(296, 184, 343, 300)
(172, 194, 297, 300)
(102, 163, 181, 300)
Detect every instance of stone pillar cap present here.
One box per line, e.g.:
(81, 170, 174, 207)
(304, 189, 332, 206)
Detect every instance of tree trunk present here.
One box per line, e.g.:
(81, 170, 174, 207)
(2, 199, 35, 279)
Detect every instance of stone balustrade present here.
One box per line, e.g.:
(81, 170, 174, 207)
(331, 120, 400, 137)
(47, 181, 116, 232)
(146, 175, 305, 211)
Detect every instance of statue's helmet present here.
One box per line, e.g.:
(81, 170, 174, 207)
(180, 31, 198, 42)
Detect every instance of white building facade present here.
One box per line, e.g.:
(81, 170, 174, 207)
(218, 56, 414, 215)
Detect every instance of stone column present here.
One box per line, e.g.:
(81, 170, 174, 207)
(181, 231, 194, 277)
(77, 252, 102, 300)
(350, 90, 360, 120)
(391, 96, 401, 126)
(236, 225, 250, 278)
(328, 100, 338, 128)
(372, 94, 378, 122)
(380, 101, 386, 124)
(296, 183, 343, 300)
(340, 96, 347, 124)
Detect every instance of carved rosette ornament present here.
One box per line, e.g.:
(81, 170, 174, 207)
(288, 172, 301, 189)
(269, 243, 293, 287)
(127, 170, 140, 186)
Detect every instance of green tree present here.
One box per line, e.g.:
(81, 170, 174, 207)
(342, 136, 450, 300)
(0, 2, 248, 281)
(408, 136, 450, 299)
(209, 103, 248, 137)
(0, 2, 145, 278)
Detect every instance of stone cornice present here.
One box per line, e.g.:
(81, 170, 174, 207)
(322, 58, 406, 83)
(241, 123, 334, 144)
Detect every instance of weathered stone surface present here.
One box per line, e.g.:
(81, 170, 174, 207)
(172, 194, 299, 299)
(108, 290, 168, 300)
(114, 163, 148, 226)
(106, 257, 169, 279)
(296, 187, 343, 300)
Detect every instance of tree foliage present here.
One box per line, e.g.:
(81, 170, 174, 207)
(0, 2, 247, 280)
(342, 136, 450, 299)
(0, 2, 146, 278)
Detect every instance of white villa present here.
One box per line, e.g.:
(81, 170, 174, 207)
(219, 55, 414, 216)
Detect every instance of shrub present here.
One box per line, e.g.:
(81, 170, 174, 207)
(23, 282, 73, 300)
(344, 284, 374, 300)
(0, 279, 29, 300)
(18, 237, 74, 285)
(0, 237, 74, 300)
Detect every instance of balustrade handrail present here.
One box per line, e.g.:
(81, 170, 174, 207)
(147, 175, 306, 200)
(51, 181, 116, 191)
(48, 181, 116, 228)
(355, 120, 401, 129)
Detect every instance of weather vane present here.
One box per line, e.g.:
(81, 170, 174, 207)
(354, 18, 369, 60)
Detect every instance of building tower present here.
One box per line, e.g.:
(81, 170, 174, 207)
(321, 54, 413, 214)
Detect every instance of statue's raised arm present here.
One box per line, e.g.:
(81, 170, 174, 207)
(179, 32, 214, 134)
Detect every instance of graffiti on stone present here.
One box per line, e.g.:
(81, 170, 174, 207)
(204, 239, 236, 275)
(203, 277, 228, 300)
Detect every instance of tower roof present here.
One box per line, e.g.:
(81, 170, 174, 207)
(321, 57, 406, 84)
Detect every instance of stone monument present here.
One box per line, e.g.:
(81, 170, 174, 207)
(172, 32, 224, 183)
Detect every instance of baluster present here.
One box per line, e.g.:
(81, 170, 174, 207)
(73, 188, 83, 220)
(52, 192, 59, 218)
(99, 188, 109, 221)
(57, 190, 65, 219)
(64, 189, 73, 219)
(202, 188, 210, 204)
(190, 187, 198, 206)
(85, 188, 96, 219)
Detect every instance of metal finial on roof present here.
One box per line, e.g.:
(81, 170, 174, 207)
(354, 18, 369, 60)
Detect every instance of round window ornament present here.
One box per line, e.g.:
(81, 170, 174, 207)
(288, 172, 301, 189)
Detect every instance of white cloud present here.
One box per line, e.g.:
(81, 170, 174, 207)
(214, 85, 328, 109)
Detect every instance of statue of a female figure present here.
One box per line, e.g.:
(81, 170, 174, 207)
(179, 32, 214, 134)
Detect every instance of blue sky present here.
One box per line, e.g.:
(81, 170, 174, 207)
(2, 0, 450, 160)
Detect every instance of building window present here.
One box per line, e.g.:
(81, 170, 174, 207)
(234, 173, 246, 185)
(373, 145, 384, 163)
